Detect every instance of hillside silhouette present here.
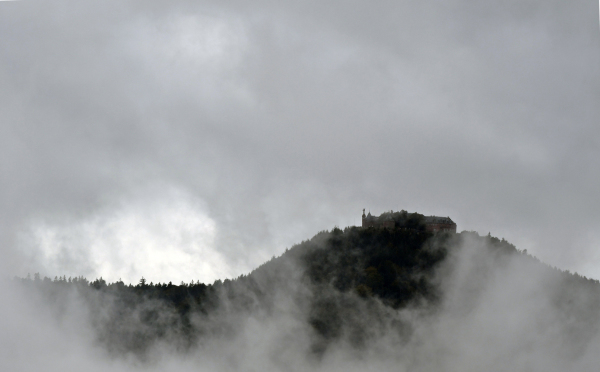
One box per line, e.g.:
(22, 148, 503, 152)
(13, 218, 600, 358)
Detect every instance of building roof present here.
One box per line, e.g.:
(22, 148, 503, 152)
(424, 216, 455, 224)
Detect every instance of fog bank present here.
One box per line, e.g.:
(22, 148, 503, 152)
(3, 232, 600, 371)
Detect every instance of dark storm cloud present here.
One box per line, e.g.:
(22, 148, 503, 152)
(0, 0, 599, 280)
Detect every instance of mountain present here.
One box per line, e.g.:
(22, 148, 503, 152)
(12, 223, 600, 361)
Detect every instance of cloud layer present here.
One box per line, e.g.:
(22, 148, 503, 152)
(1, 0, 599, 282)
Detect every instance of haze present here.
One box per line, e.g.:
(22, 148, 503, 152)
(1, 0, 599, 285)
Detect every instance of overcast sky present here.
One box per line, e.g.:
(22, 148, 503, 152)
(1, 0, 599, 284)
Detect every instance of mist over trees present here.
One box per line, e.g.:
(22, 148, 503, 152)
(9, 226, 600, 368)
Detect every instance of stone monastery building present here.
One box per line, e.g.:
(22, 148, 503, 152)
(362, 209, 457, 233)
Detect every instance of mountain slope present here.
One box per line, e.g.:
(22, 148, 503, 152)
(11, 225, 600, 360)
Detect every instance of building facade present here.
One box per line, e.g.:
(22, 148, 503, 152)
(423, 216, 457, 233)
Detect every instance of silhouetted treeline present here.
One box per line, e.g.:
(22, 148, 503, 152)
(12, 227, 600, 358)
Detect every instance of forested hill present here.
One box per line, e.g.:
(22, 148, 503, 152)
(12, 225, 600, 357)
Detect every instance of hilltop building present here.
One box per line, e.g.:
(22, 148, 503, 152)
(361, 209, 396, 229)
(423, 216, 456, 233)
(362, 209, 456, 233)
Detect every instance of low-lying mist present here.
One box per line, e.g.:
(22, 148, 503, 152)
(3, 229, 600, 371)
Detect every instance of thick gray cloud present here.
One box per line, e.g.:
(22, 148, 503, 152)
(1, 0, 599, 282)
